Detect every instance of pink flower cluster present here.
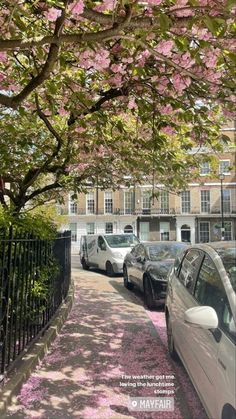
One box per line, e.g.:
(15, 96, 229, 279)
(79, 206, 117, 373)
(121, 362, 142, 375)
(45, 7, 61, 22)
(69, 0, 84, 16)
(202, 48, 220, 68)
(95, 0, 117, 12)
(174, 52, 195, 69)
(155, 40, 174, 57)
(78, 49, 110, 70)
(0, 52, 8, 63)
(170, 0, 195, 17)
(172, 73, 191, 93)
(160, 125, 175, 135)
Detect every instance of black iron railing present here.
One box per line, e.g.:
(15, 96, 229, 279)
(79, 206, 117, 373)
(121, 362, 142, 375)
(0, 229, 71, 379)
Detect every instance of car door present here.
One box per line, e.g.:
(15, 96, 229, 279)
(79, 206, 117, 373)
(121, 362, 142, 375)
(216, 304, 236, 419)
(189, 254, 229, 419)
(96, 236, 107, 269)
(130, 244, 146, 288)
(171, 249, 204, 368)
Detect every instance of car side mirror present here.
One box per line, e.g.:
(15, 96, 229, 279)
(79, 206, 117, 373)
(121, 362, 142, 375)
(184, 306, 218, 330)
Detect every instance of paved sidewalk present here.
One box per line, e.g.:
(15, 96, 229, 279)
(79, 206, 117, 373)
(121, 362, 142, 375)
(6, 267, 206, 419)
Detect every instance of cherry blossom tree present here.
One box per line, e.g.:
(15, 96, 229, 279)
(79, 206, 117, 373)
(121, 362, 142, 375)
(0, 0, 235, 212)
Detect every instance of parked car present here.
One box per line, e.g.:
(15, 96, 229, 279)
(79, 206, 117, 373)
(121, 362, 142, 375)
(123, 241, 188, 309)
(80, 234, 140, 276)
(165, 241, 236, 419)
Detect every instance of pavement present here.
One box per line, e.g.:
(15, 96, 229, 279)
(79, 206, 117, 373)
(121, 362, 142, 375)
(3, 257, 207, 419)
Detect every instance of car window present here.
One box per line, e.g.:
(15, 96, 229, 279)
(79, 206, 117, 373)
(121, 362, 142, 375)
(136, 245, 146, 259)
(98, 236, 106, 250)
(194, 255, 236, 342)
(178, 249, 203, 291)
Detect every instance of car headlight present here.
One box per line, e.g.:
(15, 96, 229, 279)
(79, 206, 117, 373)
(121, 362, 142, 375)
(149, 271, 167, 281)
(113, 252, 123, 259)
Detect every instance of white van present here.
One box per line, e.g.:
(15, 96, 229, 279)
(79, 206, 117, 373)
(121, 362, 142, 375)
(80, 234, 140, 276)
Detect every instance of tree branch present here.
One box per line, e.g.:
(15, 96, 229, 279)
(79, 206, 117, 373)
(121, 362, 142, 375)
(68, 86, 129, 125)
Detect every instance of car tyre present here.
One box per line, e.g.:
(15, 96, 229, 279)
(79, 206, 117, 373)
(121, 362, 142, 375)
(167, 315, 179, 361)
(144, 277, 156, 310)
(81, 258, 89, 270)
(106, 261, 115, 277)
(123, 265, 134, 290)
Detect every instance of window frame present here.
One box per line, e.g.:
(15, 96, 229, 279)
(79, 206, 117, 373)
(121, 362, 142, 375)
(86, 192, 95, 215)
(199, 221, 210, 243)
(181, 190, 191, 214)
(104, 191, 113, 214)
(200, 190, 210, 214)
(219, 159, 231, 176)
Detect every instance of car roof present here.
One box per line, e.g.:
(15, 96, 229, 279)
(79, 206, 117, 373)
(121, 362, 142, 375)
(192, 241, 235, 251)
(140, 241, 188, 246)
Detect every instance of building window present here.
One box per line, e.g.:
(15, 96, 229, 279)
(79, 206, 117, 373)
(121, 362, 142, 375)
(160, 190, 169, 214)
(69, 223, 77, 242)
(219, 160, 230, 175)
(69, 193, 77, 215)
(142, 190, 151, 214)
(86, 192, 95, 214)
(124, 224, 133, 234)
(200, 162, 210, 175)
(104, 192, 113, 214)
(139, 222, 149, 241)
(181, 191, 191, 214)
(160, 221, 170, 241)
(201, 190, 210, 213)
(199, 222, 210, 243)
(105, 222, 113, 234)
(86, 222, 95, 235)
(124, 191, 134, 215)
(224, 222, 232, 241)
(223, 189, 231, 213)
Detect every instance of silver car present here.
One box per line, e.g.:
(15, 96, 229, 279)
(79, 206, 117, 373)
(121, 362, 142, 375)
(165, 241, 236, 419)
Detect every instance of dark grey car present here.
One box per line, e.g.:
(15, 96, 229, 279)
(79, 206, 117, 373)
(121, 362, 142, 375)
(123, 241, 188, 309)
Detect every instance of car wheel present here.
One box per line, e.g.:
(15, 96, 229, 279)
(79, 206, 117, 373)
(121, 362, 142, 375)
(166, 315, 179, 361)
(144, 277, 156, 310)
(106, 261, 115, 277)
(81, 258, 89, 270)
(123, 265, 134, 290)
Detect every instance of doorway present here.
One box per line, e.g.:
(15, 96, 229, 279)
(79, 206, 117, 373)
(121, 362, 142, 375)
(181, 224, 191, 243)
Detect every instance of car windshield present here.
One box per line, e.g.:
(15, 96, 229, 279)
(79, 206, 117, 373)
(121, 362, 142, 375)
(104, 234, 139, 248)
(216, 246, 236, 292)
(147, 243, 187, 261)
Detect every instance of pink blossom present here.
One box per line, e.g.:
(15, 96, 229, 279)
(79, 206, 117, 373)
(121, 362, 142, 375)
(146, 0, 163, 5)
(75, 126, 86, 133)
(95, 0, 117, 12)
(107, 74, 123, 87)
(170, 0, 195, 16)
(58, 107, 69, 116)
(128, 98, 137, 110)
(138, 49, 151, 67)
(174, 52, 195, 69)
(202, 48, 220, 68)
(172, 73, 191, 93)
(0, 52, 8, 63)
(110, 63, 126, 74)
(160, 126, 175, 135)
(93, 49, 110, 70)
(155, 40, 174, 57)
(159, 104, 173, 114)
(69, 0, 84, 16)
(45, 7, 62, 22)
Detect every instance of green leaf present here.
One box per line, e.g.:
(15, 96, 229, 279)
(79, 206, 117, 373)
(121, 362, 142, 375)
(204, 16, 217, 34)
(159, 14, 170, 31)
